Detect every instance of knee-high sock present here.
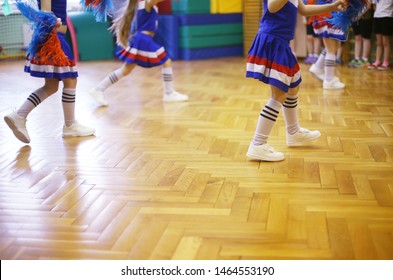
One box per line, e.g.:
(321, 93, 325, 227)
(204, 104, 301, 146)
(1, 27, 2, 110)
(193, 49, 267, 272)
(17, 88, 49, 118)
(162, 67, 174, 95)
(282, 94, 300, 135)
(62, 88, 76, 127)
(252, 98, 282, 146)
(95, 68, 125, 92)
(315, 48, 326, 69)
(324, 53, 336, 81)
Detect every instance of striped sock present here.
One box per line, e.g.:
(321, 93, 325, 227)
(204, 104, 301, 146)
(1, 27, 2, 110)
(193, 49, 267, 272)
(315, 48, 326, 69)
(282, 94, 300, 135)
(252, 98, 282, 146)
(162, 67, 174, 95)
(62, 88, 76, 127)
(17, 88, 48, 118)
(96, 69, 125, 92)
(324, 53, 336, 81)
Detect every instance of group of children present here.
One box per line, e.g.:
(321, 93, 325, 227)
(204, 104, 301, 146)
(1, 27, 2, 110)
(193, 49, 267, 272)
(4, 0, 187, 145)
(304, 0, 392, 73)
(5, 0, 372, 163)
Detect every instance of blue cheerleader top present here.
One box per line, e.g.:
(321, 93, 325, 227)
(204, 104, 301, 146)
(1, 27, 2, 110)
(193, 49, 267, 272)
(135, 5, 158, 33)
(259, 0, 298, 41)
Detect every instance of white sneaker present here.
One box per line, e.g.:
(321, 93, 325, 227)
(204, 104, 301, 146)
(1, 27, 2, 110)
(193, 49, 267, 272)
(323, 77, 345, 90)
(163, 91, 189, 103)
(287, 128, 321, 146)
(4, 112, 31, 143)
(63, 122, 95, 138)
(309, 64, 324, 81)
(89, 89, 108, 107)
(246, 143, 285, 161)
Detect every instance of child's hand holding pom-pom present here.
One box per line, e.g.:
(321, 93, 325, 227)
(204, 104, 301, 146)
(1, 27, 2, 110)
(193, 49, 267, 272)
(56, 18, 62, 28)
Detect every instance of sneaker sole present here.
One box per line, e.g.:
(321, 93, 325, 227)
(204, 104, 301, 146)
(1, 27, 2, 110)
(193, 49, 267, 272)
(309, 70, 324, 81)
(62, 131, 95, 138)
(323, 86, 345, 90)
(163, 98, 189, 103)
(62, 132, 95, 138)
(89, 92, 109, 107)
(4, 116, 30, 143)
(246, 152, 285, 162)
(287, 131, 321, 147)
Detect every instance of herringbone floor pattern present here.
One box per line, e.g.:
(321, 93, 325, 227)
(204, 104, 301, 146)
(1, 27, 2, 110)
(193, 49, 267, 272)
(0, 57, 392, 260)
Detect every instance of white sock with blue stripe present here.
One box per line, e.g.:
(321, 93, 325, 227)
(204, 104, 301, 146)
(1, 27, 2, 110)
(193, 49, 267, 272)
(62, 88, 76, 127)
(17, 88, 48, 118)
(96, 69, 125, 92)
(282, 94, 300, 135)
(162, 67, 174, 95)
(252, 98, 282, 146)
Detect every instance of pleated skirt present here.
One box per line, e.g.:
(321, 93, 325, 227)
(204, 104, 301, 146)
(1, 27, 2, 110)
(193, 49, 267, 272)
(24, 33, 78, 80)
(116, 32, 169, 68)
(246, 32, 301, 93)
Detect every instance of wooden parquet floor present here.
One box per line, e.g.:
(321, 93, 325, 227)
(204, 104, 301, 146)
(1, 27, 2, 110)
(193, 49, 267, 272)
(0, 57, 392, 260)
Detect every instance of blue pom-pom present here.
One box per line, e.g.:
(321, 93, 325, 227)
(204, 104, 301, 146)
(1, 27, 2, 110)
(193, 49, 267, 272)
(14, 0, 57, 58)
(326, 0, 371, 32)
(81, 0, 115, 22)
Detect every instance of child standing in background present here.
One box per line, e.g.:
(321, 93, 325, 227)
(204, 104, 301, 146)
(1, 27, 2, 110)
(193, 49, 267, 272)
(309, 0, 347, 90)
(348, 7, 374, 68)
(246, 0, 346, 161)
(368, 0, 393, 70)
(304, 0, 322, 64)
(4, 0, 95, 144)
(304, 16, 322, 64)
(89, 0, 188, 106)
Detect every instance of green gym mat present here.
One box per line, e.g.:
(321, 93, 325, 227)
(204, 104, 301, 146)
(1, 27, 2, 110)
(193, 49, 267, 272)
(67, 11, 114, 61)
(179, 23, 243, 49)
(180, 23, 243, 37)
(171, 0, 210, 14)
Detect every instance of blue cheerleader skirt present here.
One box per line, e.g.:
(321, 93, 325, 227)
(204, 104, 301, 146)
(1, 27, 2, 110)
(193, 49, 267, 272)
(24, 33, 78, 80)
(312, 15, 347, 41)
(246, 32, 301, 93)
(311, 1, 347, 41)
(116, 32, 169, 68)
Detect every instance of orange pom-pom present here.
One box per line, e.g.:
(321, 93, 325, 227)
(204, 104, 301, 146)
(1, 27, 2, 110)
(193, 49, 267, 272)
(36, 29, 70, 66)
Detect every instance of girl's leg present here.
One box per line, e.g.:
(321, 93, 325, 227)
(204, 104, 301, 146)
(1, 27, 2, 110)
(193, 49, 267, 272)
(374, 34, 383, 66)
(283, 87, 300, 136)
(336, 42, 343, 64)
(284, 86, 321, 146)
(309, 48, 325, 80)
(62, 77, 95, 137)
(247, 86, 285, 161)
(323, 38, 337, 80)
(313, 37, 321, 59)
(304, 35, 314, 64)
(62, 77, 77, 127)
(381, 35, 391, 68)
(354, 35, 362, 61)
(306, 35, 313, 55)
(90, 63, 136, 106)
(4, 79, 59, 143)
(323, 38, 345, 89)
(162, 59, 188, 102)
(362, 37, 371, 62)
(247, 84, 322, 161)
